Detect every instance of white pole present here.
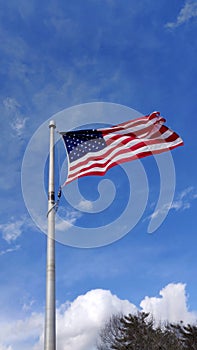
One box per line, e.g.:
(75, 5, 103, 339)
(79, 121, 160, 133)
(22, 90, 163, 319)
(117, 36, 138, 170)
(44, 120, 56, 350)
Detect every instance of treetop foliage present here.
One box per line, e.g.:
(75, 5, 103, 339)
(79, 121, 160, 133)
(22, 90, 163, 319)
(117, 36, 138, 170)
(96, 312, 197, 350)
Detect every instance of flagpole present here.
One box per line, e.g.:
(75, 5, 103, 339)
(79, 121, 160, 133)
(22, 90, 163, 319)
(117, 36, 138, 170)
(44, 120, 56, 350)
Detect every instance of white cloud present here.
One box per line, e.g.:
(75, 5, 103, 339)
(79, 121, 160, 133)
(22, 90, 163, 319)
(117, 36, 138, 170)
(0, 284, 196, 350)
(171, 186, 196, 210)
(0, 97, 28, 190)
(77, 199, 94, 211)
(0, 220, 24, 243)
(0, 289, 136, 350)
(37, 289, 136, 350)
(0, 245, 20, 256)
(3, 97, 28, 137)
(10, 116, 28, 137)
(0, 216, 32, 243)
(0, 312, 43, 350)
(140, 283, 196, 325)
(0, 346, 12, 350)
(179, 186, 195, 200)
(55, 207, 82, 232)
(166, 1, 197, 28)
(147, 186, 197, 221)
(3, 97, 20, 111)
(22, 299, 36, 312)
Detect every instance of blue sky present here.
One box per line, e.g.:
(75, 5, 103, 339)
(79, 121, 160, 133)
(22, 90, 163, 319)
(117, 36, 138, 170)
(0, 0, 197, 349)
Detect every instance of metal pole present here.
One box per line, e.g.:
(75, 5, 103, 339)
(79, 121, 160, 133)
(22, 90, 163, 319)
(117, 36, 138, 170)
(44, 120, 56, 350)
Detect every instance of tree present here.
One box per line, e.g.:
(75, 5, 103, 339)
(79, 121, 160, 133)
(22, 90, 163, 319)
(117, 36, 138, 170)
(182, 324, 197, 349)
(96, 312, 184, 350)
(96, 314, 123, 350)
(169, 322, 197, 349)
(113, 312, 155, 350)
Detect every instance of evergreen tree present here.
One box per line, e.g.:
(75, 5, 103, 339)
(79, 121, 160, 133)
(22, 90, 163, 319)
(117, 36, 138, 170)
(97, 312, 185, 350)
(169, 322, 197, 349)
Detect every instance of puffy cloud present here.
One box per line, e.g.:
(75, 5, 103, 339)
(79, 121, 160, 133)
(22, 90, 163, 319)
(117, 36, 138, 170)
(140, 283, 196, 325)
(37, 289, 136, 350)
(0, 289, 135, 350)
(0, 285, 196, 350)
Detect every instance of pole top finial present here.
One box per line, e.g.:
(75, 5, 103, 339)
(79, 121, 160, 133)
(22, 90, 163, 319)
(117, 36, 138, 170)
(49, 120, 56, 128)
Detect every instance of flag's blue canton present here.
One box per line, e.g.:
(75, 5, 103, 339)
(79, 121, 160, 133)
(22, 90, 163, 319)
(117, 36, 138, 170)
(63, 129, 106, 162)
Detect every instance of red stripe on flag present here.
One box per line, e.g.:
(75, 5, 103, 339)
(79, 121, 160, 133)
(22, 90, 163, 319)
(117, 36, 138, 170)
(62, 112, 184, 185)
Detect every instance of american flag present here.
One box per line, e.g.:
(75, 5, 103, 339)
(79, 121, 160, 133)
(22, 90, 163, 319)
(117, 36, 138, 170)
(61, 112, 183, 185)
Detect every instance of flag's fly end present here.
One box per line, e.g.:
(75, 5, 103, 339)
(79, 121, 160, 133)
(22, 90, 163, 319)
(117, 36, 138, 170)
(60, 112, 184, 185)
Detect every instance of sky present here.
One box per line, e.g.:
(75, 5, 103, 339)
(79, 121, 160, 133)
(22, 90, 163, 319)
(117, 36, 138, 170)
(0, 0, 197, 349)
